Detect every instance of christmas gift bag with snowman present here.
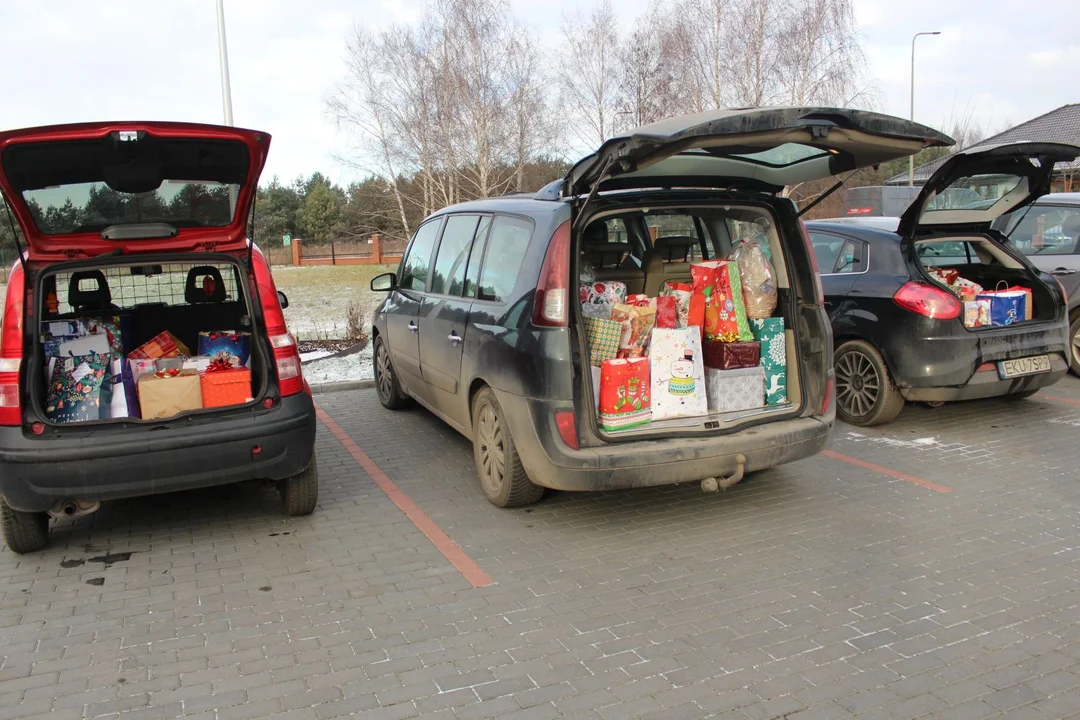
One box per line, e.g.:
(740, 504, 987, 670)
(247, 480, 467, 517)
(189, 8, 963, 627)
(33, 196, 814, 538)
(649, 327, 708, 420)
(598, 357, 651, 431)
(750, 317, 787, 405)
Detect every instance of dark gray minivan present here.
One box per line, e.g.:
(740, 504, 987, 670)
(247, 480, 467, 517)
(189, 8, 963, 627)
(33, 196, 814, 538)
(370, 107, 953, 507)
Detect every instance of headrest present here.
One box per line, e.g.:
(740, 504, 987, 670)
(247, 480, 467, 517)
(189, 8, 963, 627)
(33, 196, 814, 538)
(185, 266, 227, 304)
(585, 242, 631, 269)
(653, 235, 696, 262)
(583, 222, 608, 246)
(68, 270, 112, 311)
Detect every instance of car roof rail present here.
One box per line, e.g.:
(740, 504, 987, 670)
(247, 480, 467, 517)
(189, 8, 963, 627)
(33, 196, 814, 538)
(534, 179, 564, 201)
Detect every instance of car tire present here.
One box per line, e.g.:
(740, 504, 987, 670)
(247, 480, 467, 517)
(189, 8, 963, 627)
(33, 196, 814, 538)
(280, 456, 319, 516)
(471, 387, 544, 508)
(0, 499, 49, 554)
(835, 340, 905, 427)
(374, 335, 410, 410)
(1069, 310, 1080, 377)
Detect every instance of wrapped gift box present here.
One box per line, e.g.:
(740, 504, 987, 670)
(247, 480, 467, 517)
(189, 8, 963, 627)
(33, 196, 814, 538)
(705, 366, 765, 413)
(197, 331, 251, 367)
(128, 331, 191, 360)
(580, 281, 627, 306)
(201, 366, 253, 408)
(583, 315, 621, 367)
(599, 357, 651, 430)
(649, 328, 707, 420)
(703, 340, 760, 370)
(46, 352, 112, 423)
(137, 369, 202, 419)
(750, 317, 787, 406)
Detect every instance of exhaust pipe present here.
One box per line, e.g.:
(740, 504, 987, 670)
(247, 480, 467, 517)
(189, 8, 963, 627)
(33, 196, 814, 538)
(701, 454, 747, 493)
(48, 499, 100, 519)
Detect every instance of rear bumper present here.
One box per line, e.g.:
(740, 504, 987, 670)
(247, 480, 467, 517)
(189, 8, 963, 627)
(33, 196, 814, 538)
(900, 353, 1068, 402)
(0, 395, 316, 512)
(497, 389, 833, 492)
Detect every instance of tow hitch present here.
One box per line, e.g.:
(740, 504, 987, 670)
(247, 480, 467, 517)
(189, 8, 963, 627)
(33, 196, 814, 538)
(701, 454, 747, 492)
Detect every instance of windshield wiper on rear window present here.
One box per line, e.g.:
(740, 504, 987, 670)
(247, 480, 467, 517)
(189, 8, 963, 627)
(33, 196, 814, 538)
(100, 223, 178, 240)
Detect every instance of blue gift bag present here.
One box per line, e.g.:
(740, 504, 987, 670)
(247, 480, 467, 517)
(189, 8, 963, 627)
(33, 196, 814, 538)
(976, 290, 1026, 327)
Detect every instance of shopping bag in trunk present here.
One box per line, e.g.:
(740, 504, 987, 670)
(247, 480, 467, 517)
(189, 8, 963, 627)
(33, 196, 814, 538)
(1003, 284, 1033, 320)
(750, 318, 787, 406)
(46, 352, 112, 423)
(976, 288, 1026, 326)
(582, 315, 621, 367)
(611, 304, 656, 359)
(659, 282, 691, 328)
(649, 328, 707, 420)
(599, 357, 651, 431)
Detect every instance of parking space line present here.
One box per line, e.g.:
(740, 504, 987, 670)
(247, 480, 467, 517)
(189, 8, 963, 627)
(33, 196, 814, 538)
(1036, 392, 1080, 407)
(821, 449, 953, 493)
(313, 402, 496, 588)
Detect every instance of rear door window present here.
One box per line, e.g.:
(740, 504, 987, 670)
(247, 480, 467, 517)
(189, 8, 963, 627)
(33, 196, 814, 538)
(918, 240, 984, 266)
(430, 214, 481, 296)
(1001, 205, 1080, 257)
(463, 216, 492, 299)
(478, 215, 532, 303)
(400, 220, 442, 292)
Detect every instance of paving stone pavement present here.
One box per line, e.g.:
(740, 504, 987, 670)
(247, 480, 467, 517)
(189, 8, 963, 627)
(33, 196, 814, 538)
(3, 377, 1080, 719)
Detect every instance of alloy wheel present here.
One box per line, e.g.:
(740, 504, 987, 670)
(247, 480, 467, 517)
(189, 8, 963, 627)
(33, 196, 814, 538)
(475, 401, 506, 497)
(1072, 325, 1080, 369)
(375, 342, 394, 403)
(836, 349, 881, 420)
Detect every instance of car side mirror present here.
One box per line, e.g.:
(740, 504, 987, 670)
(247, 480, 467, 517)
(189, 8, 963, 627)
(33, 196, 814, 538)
(277, 290, 289, 309)
(371, 272, 396, 292)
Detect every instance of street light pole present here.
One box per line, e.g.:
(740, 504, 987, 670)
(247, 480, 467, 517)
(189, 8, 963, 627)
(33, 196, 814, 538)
(215, 0, 238, 214)
(909, 30, 941, 187)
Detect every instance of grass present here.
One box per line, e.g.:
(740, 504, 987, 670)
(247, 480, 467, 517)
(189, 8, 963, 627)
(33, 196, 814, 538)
(272, 264, 395, 341)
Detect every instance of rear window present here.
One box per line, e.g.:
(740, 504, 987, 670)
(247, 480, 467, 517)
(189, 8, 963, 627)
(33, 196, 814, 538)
(477, 216, 532, 303)
(3, 135, 248, 235)
(50, 262, 241, 315)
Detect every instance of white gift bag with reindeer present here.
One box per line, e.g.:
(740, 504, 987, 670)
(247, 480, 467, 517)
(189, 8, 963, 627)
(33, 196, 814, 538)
(649, 328, 708, 420)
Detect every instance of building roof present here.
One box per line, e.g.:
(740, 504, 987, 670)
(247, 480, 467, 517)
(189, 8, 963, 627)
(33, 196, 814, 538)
(885, 103, 1080, 185)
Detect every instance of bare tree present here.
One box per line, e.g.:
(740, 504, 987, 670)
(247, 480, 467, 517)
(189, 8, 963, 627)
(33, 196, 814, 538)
(558, 0, 621, 150)
(506, 30, 556, 191)
(617, 7, 684, 127)
(774, 0, 866, 106)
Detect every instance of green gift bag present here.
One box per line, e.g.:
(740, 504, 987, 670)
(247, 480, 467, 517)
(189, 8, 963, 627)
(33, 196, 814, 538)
(583, 315, 621, 367)
(750, 317, 787, 405)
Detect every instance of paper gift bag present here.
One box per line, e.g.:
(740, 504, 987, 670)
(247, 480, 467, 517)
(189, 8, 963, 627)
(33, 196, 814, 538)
(659, 282, 691, 328)
(583, 315, 621, 367)
(655, 296, 678, 329)
(580, 281, 627, 306)
(198, 331, 251, 367)
(201, 366, 253, 408)
(1004, 285, 1033, 320)
(137, 370, 203, 419)
(599, 357, 651, 430)
(705, 366, 766, 413)
(703, 340, 760, 370)
(963, 299, 991, 328)
(128, 331, 191, 360)
(649, 328, 708, 420)
(976, 289, 1026, 326)
(750, 317, 787, 406)
(690, 261, 753, 342)
(46, 352, 112, 423)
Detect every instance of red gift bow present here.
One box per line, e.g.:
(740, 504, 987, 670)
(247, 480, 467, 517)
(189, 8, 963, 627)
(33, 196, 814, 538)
(154, 368, 181, 379)
(206, 357, 234, 373)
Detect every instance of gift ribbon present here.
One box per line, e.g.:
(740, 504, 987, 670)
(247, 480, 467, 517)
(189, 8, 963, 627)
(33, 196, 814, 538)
(206, 357, 233, 373)
(208, 332, 240, 341)
(154, 369, 181, 379)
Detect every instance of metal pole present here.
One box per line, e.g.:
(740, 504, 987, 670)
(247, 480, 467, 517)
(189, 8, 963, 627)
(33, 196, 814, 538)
(909, 31, 941, 187)
(216, 0, 239, 215)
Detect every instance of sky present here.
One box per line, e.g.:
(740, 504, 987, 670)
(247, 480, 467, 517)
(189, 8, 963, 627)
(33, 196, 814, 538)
(1, 0, 1077, 187)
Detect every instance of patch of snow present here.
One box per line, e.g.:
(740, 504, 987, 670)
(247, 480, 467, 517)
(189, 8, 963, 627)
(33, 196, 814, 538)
(301, 345, 373, 385)
(300, 349, 335, 363)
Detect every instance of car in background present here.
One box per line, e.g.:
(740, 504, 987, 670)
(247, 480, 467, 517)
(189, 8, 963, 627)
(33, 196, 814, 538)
(368, 107, 952, 507)
(841, 186, 920, 217)
(994, 193, 1080, 374)
(807, 142, 1076, 426)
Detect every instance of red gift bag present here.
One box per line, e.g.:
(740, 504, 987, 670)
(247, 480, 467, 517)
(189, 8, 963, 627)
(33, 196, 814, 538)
(598, 357, 651, 430)
(655, 296, 677, 329)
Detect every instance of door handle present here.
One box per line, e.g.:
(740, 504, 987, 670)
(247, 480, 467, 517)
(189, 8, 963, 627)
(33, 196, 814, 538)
(1052, 268, 1076, 276)
(408, 322, 418, 332)
(448, 333, 462, 345)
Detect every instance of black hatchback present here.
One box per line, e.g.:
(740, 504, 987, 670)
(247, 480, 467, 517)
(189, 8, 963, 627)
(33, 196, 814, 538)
(807, 142, 1077, 426)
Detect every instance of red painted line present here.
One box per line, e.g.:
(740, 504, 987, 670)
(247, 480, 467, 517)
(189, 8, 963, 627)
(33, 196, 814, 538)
(821, 449, 952, 494)
(1035, 392, 1080, 407)
(313, 402, 495, 588)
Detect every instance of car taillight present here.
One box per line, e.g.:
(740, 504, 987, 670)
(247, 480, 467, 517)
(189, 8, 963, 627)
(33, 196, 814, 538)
(893, 281, 962, 320)
(0, 265, 24, 426)
(251, 252, 304, 396)
(797, 220, 825, 305)
(532, 220, 571, 327)
(555, 410, 578, 450)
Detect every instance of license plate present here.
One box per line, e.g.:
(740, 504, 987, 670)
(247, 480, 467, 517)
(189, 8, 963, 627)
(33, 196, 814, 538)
(998, 355, 1051, 379)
